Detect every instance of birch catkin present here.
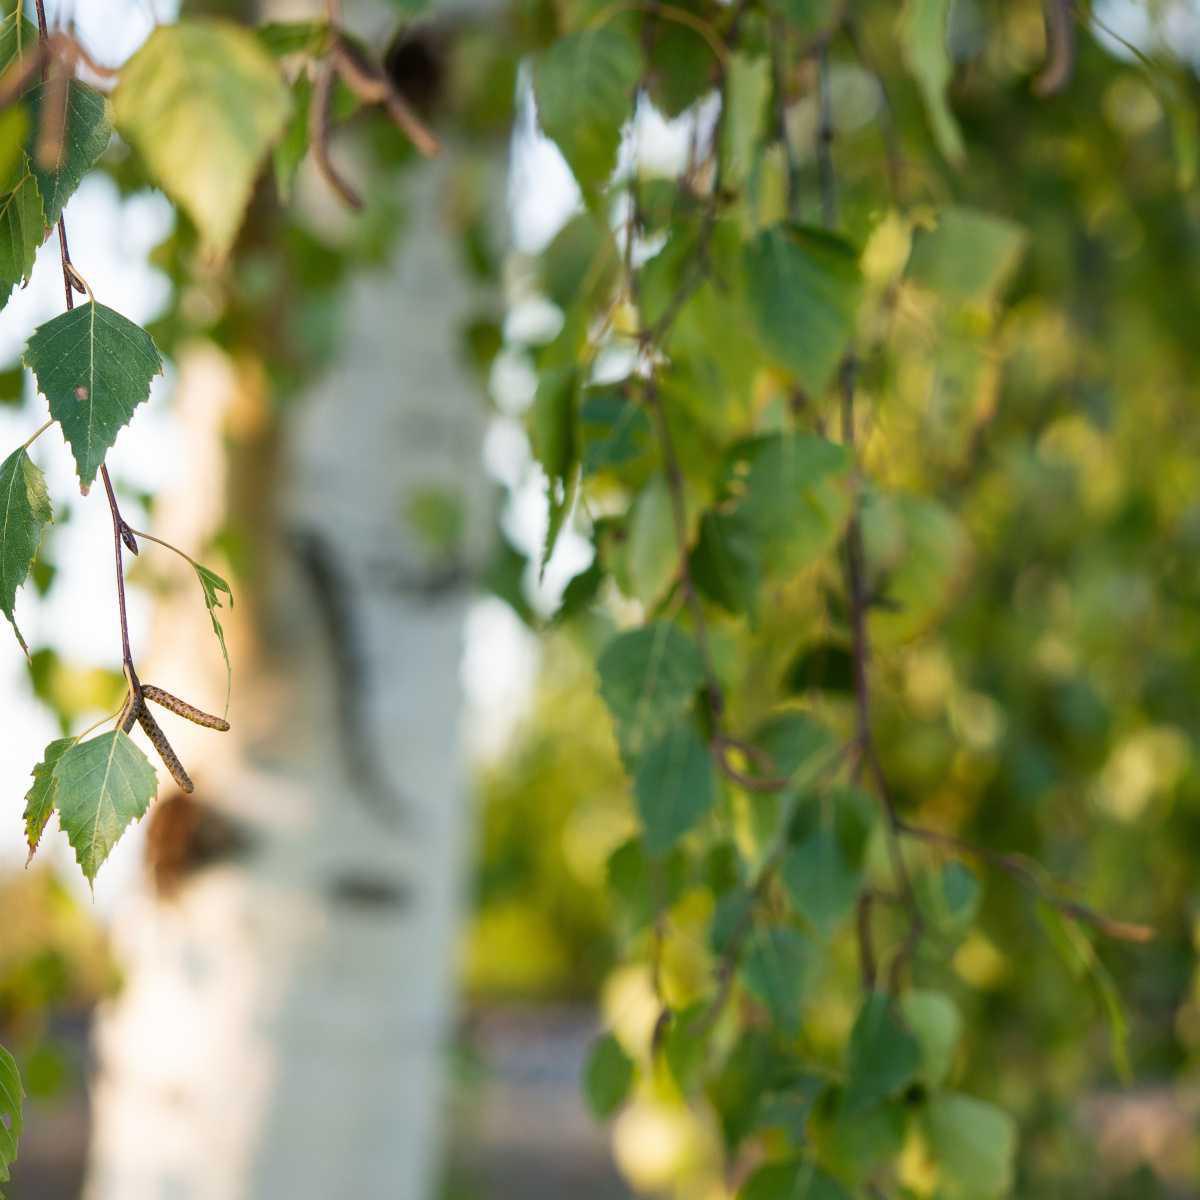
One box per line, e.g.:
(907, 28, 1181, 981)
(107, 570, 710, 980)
(141, 685, 230, 732)
(137, 706, 194, 794)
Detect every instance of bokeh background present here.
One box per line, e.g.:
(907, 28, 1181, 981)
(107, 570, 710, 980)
(3, 0, 1200, 1197)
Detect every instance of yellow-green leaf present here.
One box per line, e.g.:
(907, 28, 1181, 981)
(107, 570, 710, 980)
(113, 19, 291, 258)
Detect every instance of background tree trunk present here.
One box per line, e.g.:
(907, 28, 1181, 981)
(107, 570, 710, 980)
(83, 140, 492, 1198)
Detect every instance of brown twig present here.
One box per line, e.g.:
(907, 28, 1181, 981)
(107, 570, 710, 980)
(309, 57, 363, 210)
(331, 36, 439, 157)
(1034, 0, 1075, 96)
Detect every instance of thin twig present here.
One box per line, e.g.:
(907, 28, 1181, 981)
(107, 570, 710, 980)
(816, 45, 923, 990)
(309, 57, 363, 210)
(896, 821, 1155, 944)
(35, 0, 138, 687)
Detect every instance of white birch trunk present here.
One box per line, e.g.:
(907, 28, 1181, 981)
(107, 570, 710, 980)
(83, 150, 491, 1200)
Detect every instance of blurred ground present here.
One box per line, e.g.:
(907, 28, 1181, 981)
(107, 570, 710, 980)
(9, 1005, 629, 1200)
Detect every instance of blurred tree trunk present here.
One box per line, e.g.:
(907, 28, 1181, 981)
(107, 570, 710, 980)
(82, 48, 496, 1200)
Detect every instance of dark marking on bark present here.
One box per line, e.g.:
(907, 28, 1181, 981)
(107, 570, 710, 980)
(145, 793, 256, 898)
(327, 871, 413, 913)
(288, 526, 404, 828)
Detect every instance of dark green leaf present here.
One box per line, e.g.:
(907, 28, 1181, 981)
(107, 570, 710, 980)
(692, 509, 759, 616)
(580, 386, 652, 477)
(742, 926, 820, 1031)
(744, 226, 862, 397)
(22, 736, 71, 863)
(751, 711, 836, 785)
(26, 81, 111, 228)
(782, 826, 861, 939)
(763, 0, 841, 38)
(584, 1032, 634, 1119)
(720, 51, 769, 189)
(0, 446, 50, 651)
(0, 1042, 22, 1194)
(597, 622, 706, 765)
(53, 730, 158, 885)
(24, 301, 163, 490)
(634, 721, 716, 855)
(533, 29, 640, 198)
(0, 170, 43, 310)
(844, 992, 921, 1113)
(273, 73, 312, 204)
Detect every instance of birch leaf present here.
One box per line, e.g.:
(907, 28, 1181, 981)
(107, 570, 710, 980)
(22, 736, 71, 862)
(0, 1043, 22, 1197)
(0, 445, 51, 651)
(0, 169, 43, 309)
(113, 19, 291, 258)
(23, 301, 163, 490)
(25, 81, 111, 228)
(54, 730, 157, 884)
(194, 562, 233, 710)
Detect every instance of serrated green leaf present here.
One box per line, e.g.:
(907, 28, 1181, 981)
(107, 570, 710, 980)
(634, 721, 715, 855)
(24, 300, 163, 490)
(901, 989, 962, 1088)
(0, 445, 50, 651)
(194, 562, 233, 713)
(0, 169, 43, 309)
(782, 826, 861, 939)
(22, 735, 71, 863)
(25, 81, 111, 228)
(923, 1091, 1017, 1199)
(903, 0, 965, 164)
(742, 926, 820, 1031)
(744, 225, 862, 397)
(54, 730, 157, 884)
(583, 1032, 634, 1119)
(741, 1160, 850, 1200)
(533, 29, 640, 198)
(0, 1042, 22, 1193)
(844, 992, 921, 1113)
(114, 19, 291, 258)
(597, 622, 706, 766)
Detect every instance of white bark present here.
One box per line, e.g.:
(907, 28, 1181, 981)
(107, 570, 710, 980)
(84, 152, 491, 1200)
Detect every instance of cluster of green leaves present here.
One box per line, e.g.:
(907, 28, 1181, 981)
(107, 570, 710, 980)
(475, 0, 1200, 1195)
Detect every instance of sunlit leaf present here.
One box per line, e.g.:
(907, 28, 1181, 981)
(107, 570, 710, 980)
(21, 735, 71, 863)
(114, 19, 291, 257)
(902, 0, 965, 163)
(53, 730, 157, 885)
(923, 1091, 1017, 1199)
(0, 169, 43, 309)
(533, 29, 640, 199)
(194, 562, 234, 712)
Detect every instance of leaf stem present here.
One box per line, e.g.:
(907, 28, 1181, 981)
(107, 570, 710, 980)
(124, 525, 200, 570)
(20, 419, 53, 452)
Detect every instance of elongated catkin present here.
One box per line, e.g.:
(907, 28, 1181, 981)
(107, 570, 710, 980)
(137, 706, 194, 793)
(142, 684, 230, 732)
